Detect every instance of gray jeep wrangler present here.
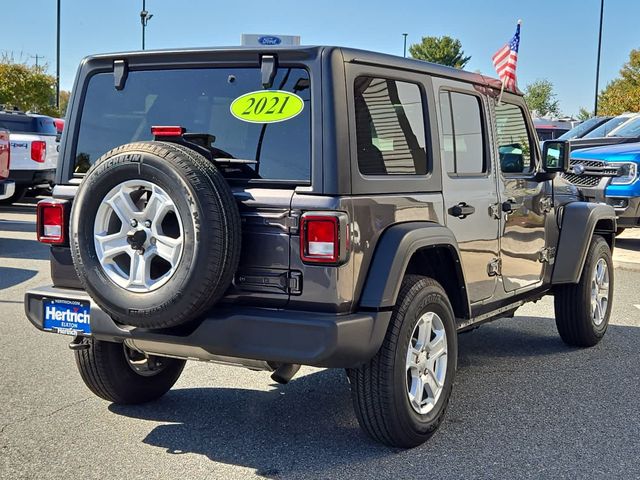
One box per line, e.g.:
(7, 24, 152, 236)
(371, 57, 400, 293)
(25, 46, 616, 448)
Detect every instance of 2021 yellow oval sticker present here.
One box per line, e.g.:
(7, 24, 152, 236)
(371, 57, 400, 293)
(230, 90, 304, 124)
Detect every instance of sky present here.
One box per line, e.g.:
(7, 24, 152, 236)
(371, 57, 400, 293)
(2, 0, 638, 116)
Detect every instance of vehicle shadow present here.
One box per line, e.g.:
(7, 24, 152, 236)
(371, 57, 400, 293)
(0, 219, 35, 233)
(0, 237, 48, 260)
(109, 318, 640, 479)
(616, 236, 640, 253)
(0, 199, 38, 216)
(110, 369, 392, 478)
(0, 266, 38, 290)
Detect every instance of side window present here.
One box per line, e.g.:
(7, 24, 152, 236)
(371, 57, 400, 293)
(494, 102, 534, 174)
(354, 77, 427, 175)
(439, 91, 486, 175)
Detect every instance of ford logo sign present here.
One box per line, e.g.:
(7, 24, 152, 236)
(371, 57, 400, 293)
(258, 36, 282, 46)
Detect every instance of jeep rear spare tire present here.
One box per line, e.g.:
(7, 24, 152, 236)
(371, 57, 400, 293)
(70, 141, 241, 329)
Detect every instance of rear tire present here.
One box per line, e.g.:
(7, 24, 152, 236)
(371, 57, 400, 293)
(75, 338, 185, 404)
(554, 235, 613, 347)
(348, 275, 457, 448)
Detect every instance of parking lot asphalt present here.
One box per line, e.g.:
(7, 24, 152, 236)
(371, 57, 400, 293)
(1, 200, 639, 480)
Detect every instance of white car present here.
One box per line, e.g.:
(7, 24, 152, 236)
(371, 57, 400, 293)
(0, 110, 59, 204)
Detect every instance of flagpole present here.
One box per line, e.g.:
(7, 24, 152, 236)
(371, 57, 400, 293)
(498, 80, 505, 105)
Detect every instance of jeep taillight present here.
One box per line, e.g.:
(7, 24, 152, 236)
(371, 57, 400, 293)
(37, 199, 68, 244)
(31, 141, 46, 163)
(300, 213, 349, 264)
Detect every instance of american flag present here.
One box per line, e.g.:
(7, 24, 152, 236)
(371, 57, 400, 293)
(492, 22, 521, 91)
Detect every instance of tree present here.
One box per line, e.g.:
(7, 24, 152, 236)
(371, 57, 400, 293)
(409, 36, 471, 69)
(523, 79, 560, 117)
(0, 56, 65, 117)
(598, 49, 640, 115)
(577, 107, 593, 121)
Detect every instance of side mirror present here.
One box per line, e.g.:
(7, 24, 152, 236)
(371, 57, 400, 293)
(542, 140, 570, 173)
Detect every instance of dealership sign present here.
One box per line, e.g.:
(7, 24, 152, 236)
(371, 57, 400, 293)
(241, 34, 301, 46)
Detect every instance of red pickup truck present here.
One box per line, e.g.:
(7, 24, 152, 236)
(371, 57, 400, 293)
(0, 130, 15, 201)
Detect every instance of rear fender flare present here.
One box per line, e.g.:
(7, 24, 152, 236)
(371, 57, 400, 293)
(359, 222, 468, 312)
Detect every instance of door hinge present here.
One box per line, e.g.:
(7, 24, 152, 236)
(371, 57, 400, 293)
(538, 246, 556, 264)
(286, 213, 299, 234)
(489, 203, 501, 220)
(487, 257, 502, 277)
(287, 271, 302, 295)
(539, 196, 553, 214)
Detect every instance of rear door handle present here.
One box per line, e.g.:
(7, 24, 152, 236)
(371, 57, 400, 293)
(448, 202, 476, 219)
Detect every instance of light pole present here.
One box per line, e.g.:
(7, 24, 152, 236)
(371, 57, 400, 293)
(140, 0, 153, 50)
(594, 0, 604, 115)
(403, 33, 408, 58)
(56, 0, 60, 110)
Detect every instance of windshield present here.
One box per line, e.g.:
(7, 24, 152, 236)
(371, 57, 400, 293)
(0, 115, 57, 135)
(583, 116, 630, 138)
(609, 116, 640, 138)
(558, 117, 608, 140)
(74, 67, 311, 182)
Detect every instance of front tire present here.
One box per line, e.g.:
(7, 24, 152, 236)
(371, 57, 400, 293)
(349, 275, 457, 448)
(75, 338, 185, 404)
(554, 235, 613, 347)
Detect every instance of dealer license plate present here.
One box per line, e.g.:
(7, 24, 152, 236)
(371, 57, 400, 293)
(42, 298, 91, 336)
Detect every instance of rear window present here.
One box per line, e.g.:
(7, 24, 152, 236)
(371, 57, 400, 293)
(0, 115, 57, 136)
(74, 67, 311, 182)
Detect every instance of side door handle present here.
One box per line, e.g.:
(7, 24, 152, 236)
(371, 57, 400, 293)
(448, 202, 476, 219)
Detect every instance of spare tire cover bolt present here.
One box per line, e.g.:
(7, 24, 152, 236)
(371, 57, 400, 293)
(144, 220, 152, 228)
(130, 219, 138, 228)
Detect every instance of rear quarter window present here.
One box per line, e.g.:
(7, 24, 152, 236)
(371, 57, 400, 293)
(353, 76, 427, 175)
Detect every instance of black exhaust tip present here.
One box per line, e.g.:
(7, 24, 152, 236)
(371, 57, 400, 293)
(270, 363, 301, 384)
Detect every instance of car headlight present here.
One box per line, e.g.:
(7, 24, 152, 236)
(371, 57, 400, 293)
(610, 162, 638, 185)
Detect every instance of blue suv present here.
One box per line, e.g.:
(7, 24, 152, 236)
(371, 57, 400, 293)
(563, 142, 640, 231)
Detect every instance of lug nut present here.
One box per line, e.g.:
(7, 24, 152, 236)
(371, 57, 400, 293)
(144, 220, 152, 228)
(130, 219, 138, 228)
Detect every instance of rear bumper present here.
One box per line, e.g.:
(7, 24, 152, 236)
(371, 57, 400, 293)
(10, 169, 55, 187)
(0, 180, 15, 200)
(24, 285, 392, 368)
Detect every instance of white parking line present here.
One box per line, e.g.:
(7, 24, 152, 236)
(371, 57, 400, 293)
(635, 305, 640, 310)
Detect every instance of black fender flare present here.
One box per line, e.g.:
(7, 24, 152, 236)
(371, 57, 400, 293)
(359, 222, 468, 312)
(552, 202, 616, 284)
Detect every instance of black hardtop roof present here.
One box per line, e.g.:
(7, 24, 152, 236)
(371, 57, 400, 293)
(82, 45, 517, 95)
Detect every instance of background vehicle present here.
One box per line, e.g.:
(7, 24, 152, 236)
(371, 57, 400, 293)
(0, 109, 59, 204)
(0, 130, 14, 201)
(24, 46, 616, 448)
(558, 115, 612, 140)
(534, 117, 576, 140)
(569, 113, 639, 151)
(563, 142, 640, 232)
